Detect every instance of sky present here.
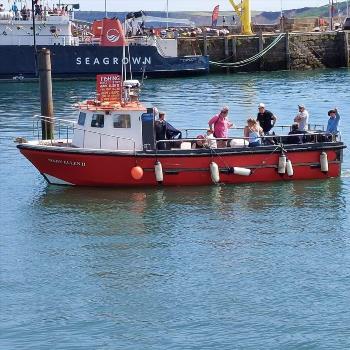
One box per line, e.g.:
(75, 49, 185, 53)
(78, 0, 332, 12)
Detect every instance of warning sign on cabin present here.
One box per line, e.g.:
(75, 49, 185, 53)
(96, 74, 122, 103)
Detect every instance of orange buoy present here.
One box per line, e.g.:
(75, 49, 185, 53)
(131, 166, 144, 180)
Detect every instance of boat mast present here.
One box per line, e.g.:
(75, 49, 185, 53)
(105, 0, 107, 18)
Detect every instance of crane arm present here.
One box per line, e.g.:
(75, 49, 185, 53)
(228, 0, 253, 35)
(228, 0, 241, 14)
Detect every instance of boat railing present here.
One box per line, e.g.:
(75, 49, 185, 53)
(156, 131, 339, 150)
(31, 115, 137, 152)
(157, 124, 339, 150)
(182, 124, 325, 138)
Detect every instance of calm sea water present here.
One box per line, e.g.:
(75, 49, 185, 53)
(1, 70, 350, 349)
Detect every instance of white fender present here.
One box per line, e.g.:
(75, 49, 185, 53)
(286, 160, 294, 177)
(210, 162, 220, 184)
(233, 167, 251, 176)
(154, 161, 163, 183)
(278, 155, 287, 174)
(320, 152, 328, 172)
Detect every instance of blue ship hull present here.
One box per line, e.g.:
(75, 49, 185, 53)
(0, 45, 209, 79)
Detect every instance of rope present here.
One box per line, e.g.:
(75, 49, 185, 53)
(209, 33, 285, 68)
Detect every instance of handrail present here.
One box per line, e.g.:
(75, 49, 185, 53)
(181, 124, 326, 137)
(31, 115, 137, 153)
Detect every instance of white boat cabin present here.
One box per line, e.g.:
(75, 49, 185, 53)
(71, 104, 158, 152)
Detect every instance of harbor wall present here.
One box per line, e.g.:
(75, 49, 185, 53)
(178, 31, 350, 72)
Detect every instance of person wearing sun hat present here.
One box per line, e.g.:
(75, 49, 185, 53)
(294, 104, 309, 131)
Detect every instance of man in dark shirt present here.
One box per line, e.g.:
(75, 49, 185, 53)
(287, 123, 303, 144)
(154, 112, 182, 150)
(256, 103, 277, 134)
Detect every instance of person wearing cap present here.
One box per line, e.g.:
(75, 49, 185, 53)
(326, 108, 340, 135)
(294, 104, 309, 131)
(208, 106, 234, 148)
(256, 103, 277, 134)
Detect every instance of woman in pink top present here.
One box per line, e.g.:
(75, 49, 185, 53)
(208, 106, 233, 148)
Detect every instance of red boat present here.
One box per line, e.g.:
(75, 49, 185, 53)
(17, 76, 346, 187)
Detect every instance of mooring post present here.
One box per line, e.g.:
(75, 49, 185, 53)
(285, 32, 291, 70)
(224, 35, 230, 73)
(344, 31, 350, 67)
(258, 31, 264, 70)
(38, 48, 54, 140)
(231, 37, 237, 62)
(203, 30, 208, 56)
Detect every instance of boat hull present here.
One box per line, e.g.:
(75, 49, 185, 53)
(0, 45, 209, 79)
(17, 143, 345, 186)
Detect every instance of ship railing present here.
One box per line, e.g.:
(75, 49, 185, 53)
(32, 115, 137, 153)
(3, 9, 73, 22)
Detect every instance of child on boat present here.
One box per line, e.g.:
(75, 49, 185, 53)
(244, 118, 264, 147)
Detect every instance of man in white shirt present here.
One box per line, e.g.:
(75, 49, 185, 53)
(294, 104, 309, 131)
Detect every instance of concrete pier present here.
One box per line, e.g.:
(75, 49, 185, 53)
(178, 31, 350, 72)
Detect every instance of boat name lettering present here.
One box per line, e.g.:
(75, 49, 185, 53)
(76, 57, 151, 66)
(180, 58, 196, 62)
(48, 158, 86, 167)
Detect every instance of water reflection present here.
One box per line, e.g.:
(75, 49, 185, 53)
(31, 177, 346, 236)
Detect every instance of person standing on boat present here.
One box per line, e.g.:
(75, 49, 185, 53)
(208, 106, 233, 148)
(244, 118, 264, 147)
(11, 2, 19, 19)
(256, 103, 277, 135)
(155, 112, 167, 150)
(154, 112, 182, 150)
(326, 108, 340, 135)
(294, 104, 309, 131)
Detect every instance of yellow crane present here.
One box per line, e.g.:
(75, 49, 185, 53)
(228, 0, 253, 35)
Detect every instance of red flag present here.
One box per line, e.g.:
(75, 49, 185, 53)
(212, 5, 220, 26)
(100, 18, 126, 47)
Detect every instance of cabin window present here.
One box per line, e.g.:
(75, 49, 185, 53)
(91, 114, 104, 128)
(113, 114, 131, 128)
(78, 112, 86, 126)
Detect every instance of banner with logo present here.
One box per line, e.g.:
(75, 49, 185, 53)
(100, 18, 126, 47)
(212, 5, 220, 27)
(96, 74, 122, 103)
